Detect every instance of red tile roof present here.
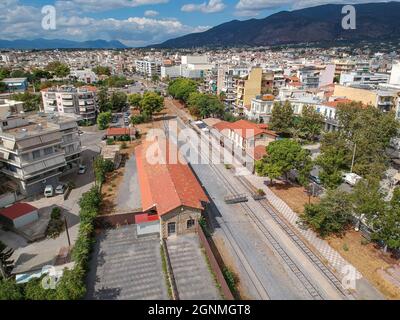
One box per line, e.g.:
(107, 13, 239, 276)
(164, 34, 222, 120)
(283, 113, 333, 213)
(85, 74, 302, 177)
(323, 98, 352, 108)
(213, 119, 278, 139)
(135, 139, 209, 217)
(135, 213, 159, 224)
(0, 203, 37, 220)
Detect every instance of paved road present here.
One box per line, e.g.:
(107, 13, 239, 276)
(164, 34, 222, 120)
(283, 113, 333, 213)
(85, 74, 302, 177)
(86, 225, 169, 300)
(167, 234, 221, 300)
(116, 153, 142, 212)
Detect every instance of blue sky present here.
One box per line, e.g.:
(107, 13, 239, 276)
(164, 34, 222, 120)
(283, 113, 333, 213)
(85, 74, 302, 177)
(0, 0, 397, 47)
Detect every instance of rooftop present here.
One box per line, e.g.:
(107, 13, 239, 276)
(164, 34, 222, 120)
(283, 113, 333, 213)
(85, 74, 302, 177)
(0, 203, 37, 220)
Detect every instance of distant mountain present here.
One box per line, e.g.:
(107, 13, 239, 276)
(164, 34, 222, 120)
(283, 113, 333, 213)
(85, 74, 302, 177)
(0, 38, 127, 50)
(152, 2, 400, 48)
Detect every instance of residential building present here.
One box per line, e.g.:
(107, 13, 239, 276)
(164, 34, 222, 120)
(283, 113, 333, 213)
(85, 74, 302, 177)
(0, 113, 81, 196)
(246, 94, 275, 123)
(0, 99, 24, 119)
(135, 59, 161, 78)
(1, 78, 28, 92)
(41, 85, 98, 124)
(339, 71, 389, 88)
(70, 69, 98, 84)
(297, 66, 320, 89)
(234, 67, 262, 116)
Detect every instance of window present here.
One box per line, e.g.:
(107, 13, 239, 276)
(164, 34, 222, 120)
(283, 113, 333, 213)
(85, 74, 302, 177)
(44, 147, 53, 155)
(32, 150, 41, 160)
(2, 121, 8, 127)
(187, 219, 195, 229)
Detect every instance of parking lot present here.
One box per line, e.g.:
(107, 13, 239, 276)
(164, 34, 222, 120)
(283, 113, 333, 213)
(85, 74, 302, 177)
(86, 225, 169, 300)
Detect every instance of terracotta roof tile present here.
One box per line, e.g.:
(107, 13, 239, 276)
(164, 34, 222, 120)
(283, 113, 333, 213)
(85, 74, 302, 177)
(0, 203, 37, 220)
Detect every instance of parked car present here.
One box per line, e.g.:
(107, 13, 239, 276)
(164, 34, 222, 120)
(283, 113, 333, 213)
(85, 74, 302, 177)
(44, 185, 54, 198)
(78, 165, 87, 175)
(342, 173, 362, 186)
(309, 174, 322, 185)
(55, 184, 67, 195)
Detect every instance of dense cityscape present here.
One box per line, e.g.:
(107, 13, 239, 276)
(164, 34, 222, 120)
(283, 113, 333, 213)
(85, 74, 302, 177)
(0, 0, 400, 308)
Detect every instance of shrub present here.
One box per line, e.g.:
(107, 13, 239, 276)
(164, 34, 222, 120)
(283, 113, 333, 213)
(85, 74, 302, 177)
(222, 267, 238, 295)
(106, 138, 114, 145)
(121, 142, 127, 149)
(51, 207, 61, 220)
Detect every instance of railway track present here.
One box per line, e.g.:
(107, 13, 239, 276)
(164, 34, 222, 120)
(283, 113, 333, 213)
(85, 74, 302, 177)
(163, 111, 350, 300)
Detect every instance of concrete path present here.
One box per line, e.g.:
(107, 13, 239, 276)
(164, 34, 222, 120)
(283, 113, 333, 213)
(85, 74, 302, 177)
(116, 153, 142, 212)
(86, 225, 169, 300)
(167, 234, 221, 300)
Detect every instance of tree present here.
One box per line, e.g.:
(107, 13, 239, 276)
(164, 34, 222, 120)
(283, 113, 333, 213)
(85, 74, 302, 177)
(151, 75, 160, 83)
(0, 241, 14, 279)
(128, 93, 142, 108)
(351, 180, 386, 221)
(301, 189, 353, 238)
(0, 279, 23, 300)
(97, 111, 112, 130)
(371, 205, 400, 251)
(0, 82, 7, 93)
(187, 92, 224, 119)
(0, 67, 10, 80)
(316, 132, 349, 189)
(11, 92, 42, 112)
(110, 91, 127, 112)
(92, 66, 111, 76)
(46, 61, 70, 78)
(255, 139, 312, 186)
(298, 105, 324, 141)
(140, 92, 164, 118)
(97, 87, 110, 112)
(269, 101, 294, 136)
(168, 78, 198, 103)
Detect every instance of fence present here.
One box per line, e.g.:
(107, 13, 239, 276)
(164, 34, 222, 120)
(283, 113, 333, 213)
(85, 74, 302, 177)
(197, 224, 235, 300)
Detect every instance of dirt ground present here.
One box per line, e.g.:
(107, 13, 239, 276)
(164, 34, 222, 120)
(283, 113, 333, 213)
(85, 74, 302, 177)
(327, 231, 400, 300)
(269, 181, 319, 214)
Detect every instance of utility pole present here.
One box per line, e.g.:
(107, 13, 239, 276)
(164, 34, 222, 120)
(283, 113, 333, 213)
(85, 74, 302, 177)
(350, 143, 357, 173)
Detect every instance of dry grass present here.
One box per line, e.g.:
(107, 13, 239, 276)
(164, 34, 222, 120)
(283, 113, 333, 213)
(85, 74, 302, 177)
(327, 230, 400, 300)
(269, 181, 319, 214)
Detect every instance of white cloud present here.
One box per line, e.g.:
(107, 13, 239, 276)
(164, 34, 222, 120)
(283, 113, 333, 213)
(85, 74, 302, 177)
(144, 10, 159, 17)
(181, 0, 226, 13)
(0, 1, 209, 46)
(55, 0, 170, 12)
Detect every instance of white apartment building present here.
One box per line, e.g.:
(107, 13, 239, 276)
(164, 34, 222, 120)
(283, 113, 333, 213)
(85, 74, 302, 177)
(0, 113, 81, 196)
(70, 69, 98, 84)
(161, 55, 212, 80)
(135, 59, 161, 77)
(0, 99, 24, 119)
(246, 95, 275, 123)
(340, 71, 390, 88)
(41, 86, 98, 125)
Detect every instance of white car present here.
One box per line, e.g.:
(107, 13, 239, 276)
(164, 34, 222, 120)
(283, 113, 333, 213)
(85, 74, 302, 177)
(55, 184, 67, 195)
(44, 185, 54, 198)
(342, 173, 362, 186)
(78, 165, 87, 175)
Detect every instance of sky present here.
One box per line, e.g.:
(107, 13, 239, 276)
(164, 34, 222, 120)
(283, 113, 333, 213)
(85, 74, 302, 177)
(0, 0, 398, 47)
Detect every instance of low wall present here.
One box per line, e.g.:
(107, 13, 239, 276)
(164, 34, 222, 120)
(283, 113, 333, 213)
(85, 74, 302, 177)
(137, 220, 160, 236)
(197, 224, 234, 300)
(95, 212, 138, 229)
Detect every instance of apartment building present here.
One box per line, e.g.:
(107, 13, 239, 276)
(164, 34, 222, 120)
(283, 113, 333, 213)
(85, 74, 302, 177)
(339, 71, 389, 88)
(246, 94, 275, 123)
(217, 66, 248, 109)
(0, 113, 81, 196)
(0, 99, 24, 119)
(1, 78, 28, 92)
(41, 85, 98, 125)
(69, 69, 98, 84)
(234, 67, 263, 116)
(334, 59, 356, 77)
(135, 59, 161, 77)
(297, 67, 320, 89)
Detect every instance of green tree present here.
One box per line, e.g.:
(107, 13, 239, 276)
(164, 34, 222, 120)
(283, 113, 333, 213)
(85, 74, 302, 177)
(0, 241, 14, 279)
(151, 75, 160, 83)
(140, 92, 164, 118)
(351, 180, 386, 221)
(0, 82, 7, 93)
(46, 61, 70, 78)
(371, 206, 400, 251)
(255, 139, 312, 185)
(97, 87, 110, 112)
(269, 101, 294, 136)
(316, 132, 349, 189)
(0, 67, 10, 80)
(110, 91, 127, 112)
(187, 92, 224, 119)
(301, 189, 353, 238)
(97, 111, 112, 130)
(298, 105, 324, 141)
(0, 279, 23, 300)
(11, 92, 42, 112)
(168, 78, 198, 103)
(128, 93, 142, 108)
(92, 66, 111, 76)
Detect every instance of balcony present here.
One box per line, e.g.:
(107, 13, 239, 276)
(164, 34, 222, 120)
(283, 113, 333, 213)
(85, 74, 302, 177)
(62, 94, 74, 100)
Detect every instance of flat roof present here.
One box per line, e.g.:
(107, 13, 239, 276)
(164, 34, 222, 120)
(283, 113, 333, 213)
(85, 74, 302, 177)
(0, 203, 38, 220)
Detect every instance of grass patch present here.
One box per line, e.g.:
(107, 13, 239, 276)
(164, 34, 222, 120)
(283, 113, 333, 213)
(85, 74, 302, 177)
(160, 245, 173, 300)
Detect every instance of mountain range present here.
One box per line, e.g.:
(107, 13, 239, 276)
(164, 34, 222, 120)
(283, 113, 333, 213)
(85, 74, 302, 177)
(153, 2, 400, 48)
(0, 38, 127, 50)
